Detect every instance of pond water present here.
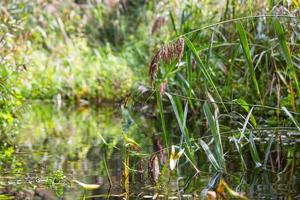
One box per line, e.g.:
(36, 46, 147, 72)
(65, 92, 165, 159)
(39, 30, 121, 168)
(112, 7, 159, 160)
(0, 102, 300, 199)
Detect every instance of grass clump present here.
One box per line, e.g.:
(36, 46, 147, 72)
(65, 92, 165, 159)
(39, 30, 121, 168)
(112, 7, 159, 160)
(19, 38, 134, 102)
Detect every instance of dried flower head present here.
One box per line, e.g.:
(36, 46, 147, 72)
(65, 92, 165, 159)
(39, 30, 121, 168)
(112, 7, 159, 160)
(149, 38, 184, 86)
(272, 5, 288, 16)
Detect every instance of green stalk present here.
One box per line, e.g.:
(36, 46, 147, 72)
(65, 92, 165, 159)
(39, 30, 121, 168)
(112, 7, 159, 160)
(273, 19, 300, 96)
(156, 90, 169, 155)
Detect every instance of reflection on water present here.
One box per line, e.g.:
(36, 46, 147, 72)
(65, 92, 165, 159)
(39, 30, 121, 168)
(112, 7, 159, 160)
(17, 102, 127, 198)
(0, 102, 300, 199)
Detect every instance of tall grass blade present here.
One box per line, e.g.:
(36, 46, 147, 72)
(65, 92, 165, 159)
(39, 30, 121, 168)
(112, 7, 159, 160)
(273, 19, 300, 95)
(249, 132, 262, 168)
(203, 102, 225, 169)
(169, 11, 178, 36)
(263, 136, 274, 169)
(184, 37, 227, 111)
(165, 92, 194, 161)
(236, 22, 260, 97)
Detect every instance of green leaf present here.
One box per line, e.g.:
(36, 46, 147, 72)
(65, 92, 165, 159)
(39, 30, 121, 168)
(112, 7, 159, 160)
(236, 22, 260, 97)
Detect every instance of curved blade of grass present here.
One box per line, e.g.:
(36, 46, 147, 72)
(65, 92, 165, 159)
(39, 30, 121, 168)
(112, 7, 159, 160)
(249, 132, 262, 168)
(203, 102, 225, 169)
(282, 106, 300, 131)
(199, 139, 222, 171)
(273, 19, 299, 95)
(236, 22, 260, 98)
(184, 37, 227, 112)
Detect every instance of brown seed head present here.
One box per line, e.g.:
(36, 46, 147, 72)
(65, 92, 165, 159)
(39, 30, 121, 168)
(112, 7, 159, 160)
(149, 38, 185, 87)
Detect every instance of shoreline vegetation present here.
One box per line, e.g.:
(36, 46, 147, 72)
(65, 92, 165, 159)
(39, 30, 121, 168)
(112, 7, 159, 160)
(0, 0, 300, 199)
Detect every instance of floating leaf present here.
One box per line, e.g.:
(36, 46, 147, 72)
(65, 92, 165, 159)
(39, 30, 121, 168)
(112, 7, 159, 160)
(73, 180, 101, 190)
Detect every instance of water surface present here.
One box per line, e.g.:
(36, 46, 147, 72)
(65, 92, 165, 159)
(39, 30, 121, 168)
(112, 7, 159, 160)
(0, 102, 300, 199)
